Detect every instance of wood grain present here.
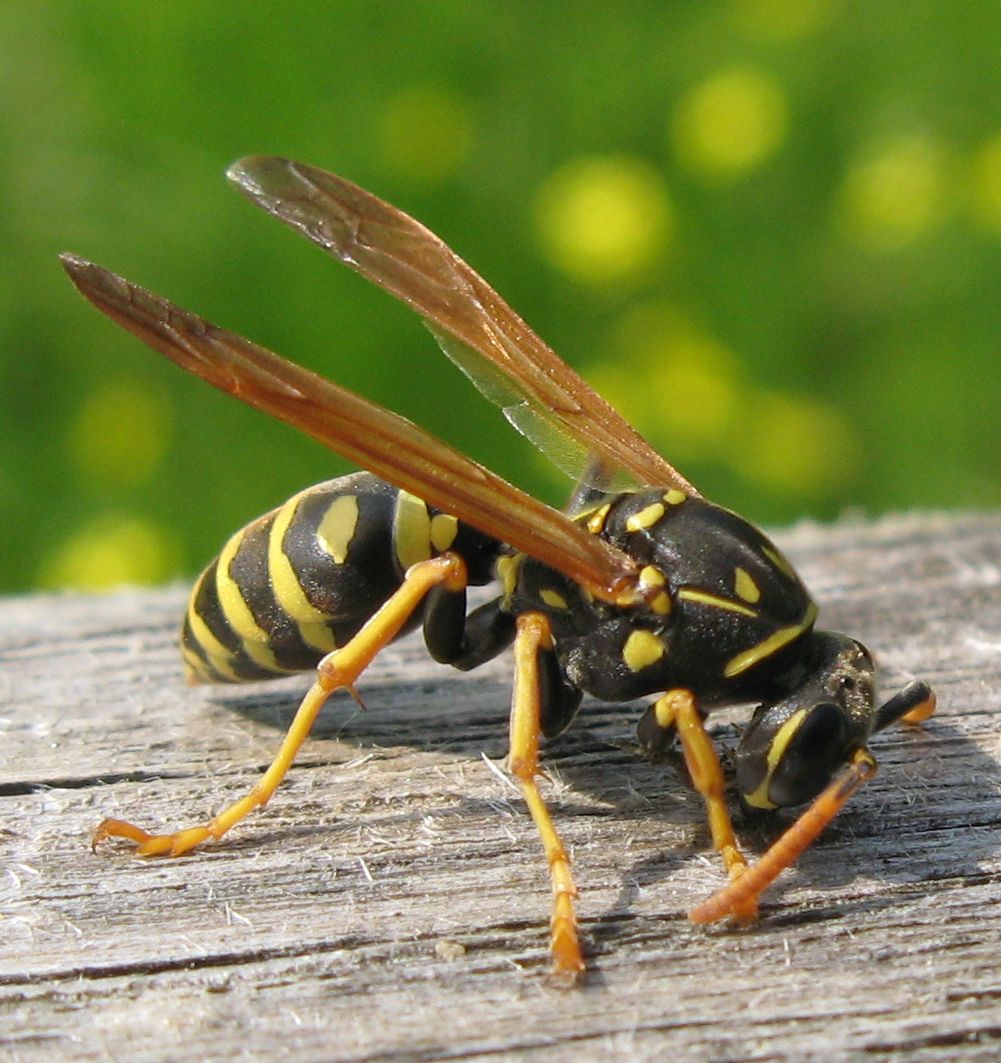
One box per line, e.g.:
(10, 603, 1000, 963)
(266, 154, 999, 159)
(1, 512, 999, 1062)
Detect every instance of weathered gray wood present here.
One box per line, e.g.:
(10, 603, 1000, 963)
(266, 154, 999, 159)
(1, 511, 999, 1063)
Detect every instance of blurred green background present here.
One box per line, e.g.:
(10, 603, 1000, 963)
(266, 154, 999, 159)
(3, 1, 1000, 594)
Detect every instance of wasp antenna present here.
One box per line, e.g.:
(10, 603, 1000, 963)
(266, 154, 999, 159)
(874, 680, 936, 731)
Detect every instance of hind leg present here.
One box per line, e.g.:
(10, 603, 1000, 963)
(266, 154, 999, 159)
(94, 553, 468, 856)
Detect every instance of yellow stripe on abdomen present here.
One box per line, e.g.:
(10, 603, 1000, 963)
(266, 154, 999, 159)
(316, 493, 359, 564)
(267, 491, 337, 654)
(393, 490, 432, 571)
(216, 527, 296, 674)
(185, 577, 241, 683)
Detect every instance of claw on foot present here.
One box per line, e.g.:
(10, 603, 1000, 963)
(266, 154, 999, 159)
(92, 818, 216, 856)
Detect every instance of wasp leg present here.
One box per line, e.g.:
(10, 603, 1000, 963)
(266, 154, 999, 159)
(652, 689, 757, 923)
(508, 612, 584, 982)
(688, 747, 877, 924)
(423, 589, 516, 670)
(635, 701, 678, 759)
(93, 553, 469, 857)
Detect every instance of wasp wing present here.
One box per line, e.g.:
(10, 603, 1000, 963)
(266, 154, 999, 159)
(425, 323, 637, 494)
(61, 255, 638, 600)
(226, 156, 697, 497)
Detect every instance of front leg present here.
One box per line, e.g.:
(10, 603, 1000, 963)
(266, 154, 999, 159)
(689, 748, 878, 924)
(649, 689, 757, 923)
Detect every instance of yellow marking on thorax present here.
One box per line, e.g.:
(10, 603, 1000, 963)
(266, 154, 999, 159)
(626, 502, 665, 532)
(651, 593, 672, 615)
(316, 494, 359, 564)
(215, 529, 291, 674)
(639, 565, 671, 615)
(430, 512, 459, 552)
(734, 566, 761, 604)
(652, 697, 674, 729)
(540, 588, 569, 611)
(586, 503, 611, 535)
(742, 708, 809, 809)
(640, 564, 665, 587)
(663, 488, 687, 505)
(623, 629, 666, 671)
(724, 601, 818, 679)
(763, 545, 798, 581)
(268, 492, 337, 654)
(497, 554, 522, 603)
(394, 490, 432, 570)
(677, 588, 758, 618)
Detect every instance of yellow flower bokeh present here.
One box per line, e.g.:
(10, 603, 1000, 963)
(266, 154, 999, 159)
(535, 156, 674, 285)
(69, 379, 171, 487)
(40, 514, 181, 591)
(838, 133, 952, 250)
(671, 68, 789, 181)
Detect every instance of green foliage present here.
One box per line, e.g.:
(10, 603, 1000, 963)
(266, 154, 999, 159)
(3, 1, 999, 591)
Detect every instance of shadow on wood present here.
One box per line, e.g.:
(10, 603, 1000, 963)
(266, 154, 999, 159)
(1, 513, 1000, 1061)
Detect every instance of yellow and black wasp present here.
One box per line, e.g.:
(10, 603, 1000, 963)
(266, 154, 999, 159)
(62, 157, 935, 980)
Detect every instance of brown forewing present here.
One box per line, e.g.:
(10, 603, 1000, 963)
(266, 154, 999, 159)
(226, 157, 698, 497)
(61, 255, 638, 600)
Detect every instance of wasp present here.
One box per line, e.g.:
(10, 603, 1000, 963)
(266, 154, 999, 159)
(62, 157, 935, 981)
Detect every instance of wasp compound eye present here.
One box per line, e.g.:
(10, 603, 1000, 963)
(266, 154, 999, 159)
(737, 701, 850, 809)
(766, 702, 850, 807)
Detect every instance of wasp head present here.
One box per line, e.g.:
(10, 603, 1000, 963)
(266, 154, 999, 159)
(734, 632, 879, 809)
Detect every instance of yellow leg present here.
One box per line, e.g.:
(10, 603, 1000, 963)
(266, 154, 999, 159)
(508, 612, 584, 982)
(688, 747, 877, 924)
(93, 553, 468, 857)
(652, 689, 756, 923)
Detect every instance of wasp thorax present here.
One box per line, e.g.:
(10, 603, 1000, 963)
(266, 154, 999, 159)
(735, 632, 877, 809)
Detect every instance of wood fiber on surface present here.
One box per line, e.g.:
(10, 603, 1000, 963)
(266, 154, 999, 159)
(1, 512, 999, 1062)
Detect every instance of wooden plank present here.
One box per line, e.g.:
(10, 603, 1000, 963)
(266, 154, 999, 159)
(1, 511, 999, 1062)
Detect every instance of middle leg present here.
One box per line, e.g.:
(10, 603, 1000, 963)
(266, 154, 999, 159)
(508, 611, 585, 981)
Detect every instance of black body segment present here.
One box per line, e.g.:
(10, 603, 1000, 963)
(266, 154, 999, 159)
(185, 480, 818, 719)
(182, 472, 504, 683)
(511, 489, 817, 705)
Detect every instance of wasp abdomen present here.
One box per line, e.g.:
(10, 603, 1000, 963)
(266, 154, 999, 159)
(181, 472, 501, 683)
